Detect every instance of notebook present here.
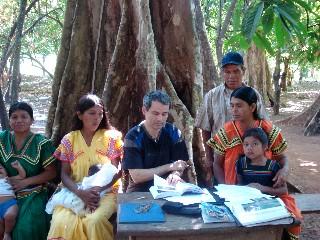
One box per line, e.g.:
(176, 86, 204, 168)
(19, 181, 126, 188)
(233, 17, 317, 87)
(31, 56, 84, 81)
(118, 202, 165, 223)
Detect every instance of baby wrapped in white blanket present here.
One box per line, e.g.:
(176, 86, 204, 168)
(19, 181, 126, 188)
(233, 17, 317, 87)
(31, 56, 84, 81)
(46, 163, 118, 215)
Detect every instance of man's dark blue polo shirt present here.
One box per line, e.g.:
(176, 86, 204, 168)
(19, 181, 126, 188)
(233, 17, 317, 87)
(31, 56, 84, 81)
(122, 122, 189, 192)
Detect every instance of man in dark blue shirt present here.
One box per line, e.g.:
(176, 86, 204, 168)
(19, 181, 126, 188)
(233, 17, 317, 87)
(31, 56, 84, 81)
(122, 90, 189, 192)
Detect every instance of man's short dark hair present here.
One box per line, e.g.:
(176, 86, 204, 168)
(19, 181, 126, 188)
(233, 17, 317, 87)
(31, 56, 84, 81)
(143, 90, 171, 110)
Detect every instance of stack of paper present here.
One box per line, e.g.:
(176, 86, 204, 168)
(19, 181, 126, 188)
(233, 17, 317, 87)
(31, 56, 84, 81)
(149, 175, 215, 204)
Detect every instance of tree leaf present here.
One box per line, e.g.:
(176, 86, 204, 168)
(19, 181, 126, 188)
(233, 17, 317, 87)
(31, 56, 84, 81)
(274, 16, 288, 48)
(291, 0, 312, 12)
(241, 1, 265, 42)
(261, 6, 274, 34)
(274, 5, 302, 31)
(253, 33, 274, 55)
(224, 33, 250, 50)
(232, 2, 242, 31)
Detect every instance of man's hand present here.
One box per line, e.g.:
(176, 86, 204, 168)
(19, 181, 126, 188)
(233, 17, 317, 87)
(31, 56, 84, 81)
(166, 172, 184, 185)
(169, 160, 188, 172)
(272, 167, 288, 188)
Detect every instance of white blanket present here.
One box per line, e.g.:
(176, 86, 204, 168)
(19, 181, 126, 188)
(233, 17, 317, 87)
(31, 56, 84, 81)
(46, 163, 118, 215)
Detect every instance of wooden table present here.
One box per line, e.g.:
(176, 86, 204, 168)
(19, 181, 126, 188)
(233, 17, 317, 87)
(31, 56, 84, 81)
(116, 192, 294, 240)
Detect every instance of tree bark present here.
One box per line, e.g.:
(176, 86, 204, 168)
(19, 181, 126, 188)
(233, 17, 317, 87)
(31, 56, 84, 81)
(46, 0, 83, 138)
(194, 0, 217, 93)
(280, 57, 289, 92)
(215, 0, 238, 68)
(304, 108, 320, 136)
(244, 44, 268, 103)
(285, 93, 320, 126)
(272, 50, 281, 115)
(8, 0, 27, 104)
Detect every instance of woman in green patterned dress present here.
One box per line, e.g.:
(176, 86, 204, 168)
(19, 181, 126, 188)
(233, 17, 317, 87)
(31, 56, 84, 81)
(0, 102, 56, 240)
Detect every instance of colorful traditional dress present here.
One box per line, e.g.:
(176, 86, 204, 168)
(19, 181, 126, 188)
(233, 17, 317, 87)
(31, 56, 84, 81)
(0, 130, 56, 240)
(236, 156, 302, 239)
(47, 129, 123, 240)
(208, 120, 301, 239)
(207, 119, 287, 184)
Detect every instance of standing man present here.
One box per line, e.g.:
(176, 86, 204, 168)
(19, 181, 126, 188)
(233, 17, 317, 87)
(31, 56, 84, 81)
(122, 90, 189, 192)
(195, 51, 268, 186)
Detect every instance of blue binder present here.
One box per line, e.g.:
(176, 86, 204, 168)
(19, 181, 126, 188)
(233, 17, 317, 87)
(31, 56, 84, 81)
(118, 202, 165, 223)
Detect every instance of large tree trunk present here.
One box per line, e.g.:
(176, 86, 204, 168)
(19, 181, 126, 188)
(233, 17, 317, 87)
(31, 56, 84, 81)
(280, 57, 290, 92)
(8, 0, 27, 104)
(244, 44, 269, 103)
(272, 50, 281, 115)
(47, 0, 215, 184)
(284, 93, 320, 126)
(304, 108, 320, 136)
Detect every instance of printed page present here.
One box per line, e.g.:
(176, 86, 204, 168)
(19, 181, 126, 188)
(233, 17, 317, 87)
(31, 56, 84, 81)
(165, 188, 216, 205)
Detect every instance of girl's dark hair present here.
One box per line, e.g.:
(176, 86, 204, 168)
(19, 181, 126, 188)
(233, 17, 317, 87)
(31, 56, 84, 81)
(231, 86, 260, 120)
(72, 94, 112, 131)
(9, 102, 34, 120)
(243, 128, 268, 146)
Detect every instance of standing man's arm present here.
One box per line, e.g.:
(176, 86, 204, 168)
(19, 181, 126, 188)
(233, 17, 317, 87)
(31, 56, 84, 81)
(129, 160, 187, 184)
(213, 152, 225, 184)
(195, 91, 215, 187)
(202, 130, 214, 186)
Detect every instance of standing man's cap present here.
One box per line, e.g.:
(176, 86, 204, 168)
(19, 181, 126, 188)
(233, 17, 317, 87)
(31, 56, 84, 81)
(221, 52, 244, 67)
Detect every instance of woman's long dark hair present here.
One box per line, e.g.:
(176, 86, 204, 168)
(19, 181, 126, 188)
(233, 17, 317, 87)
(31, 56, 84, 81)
(230, 86, 261, 120)
(72, 94, 112, 131)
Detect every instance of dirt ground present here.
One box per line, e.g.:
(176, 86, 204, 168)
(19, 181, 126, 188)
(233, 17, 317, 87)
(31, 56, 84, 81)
(266, 82, 320, 240)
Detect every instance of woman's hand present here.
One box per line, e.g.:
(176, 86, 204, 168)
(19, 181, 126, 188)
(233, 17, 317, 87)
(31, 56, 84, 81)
(272, 167, 288, 188)
(8, 177, 29, 191)
(247, 182, 266, 192)
(77, 187, 101, 212)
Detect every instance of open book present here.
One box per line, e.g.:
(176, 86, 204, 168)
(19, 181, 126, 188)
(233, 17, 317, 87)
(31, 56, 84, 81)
(224, 196, 293, 227)
(149, 175, 204, 199)
(215, 185, 293, 227)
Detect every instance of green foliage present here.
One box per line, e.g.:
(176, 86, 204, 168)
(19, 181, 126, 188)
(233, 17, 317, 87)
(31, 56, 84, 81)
(0, 0, 66, 61)
(241, 1, 264, 42)
(261, 6, 274, 33)
(253, 32, 274, 55)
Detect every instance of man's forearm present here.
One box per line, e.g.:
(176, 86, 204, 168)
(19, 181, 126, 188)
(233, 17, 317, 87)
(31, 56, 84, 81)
(202, 130, 214, 164)
(129, 164, 170, 184)
(213, 164, 225, 184)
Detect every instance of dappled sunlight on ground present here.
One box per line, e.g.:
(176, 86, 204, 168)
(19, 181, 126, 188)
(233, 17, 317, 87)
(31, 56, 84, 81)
(299, 160, 318, 167)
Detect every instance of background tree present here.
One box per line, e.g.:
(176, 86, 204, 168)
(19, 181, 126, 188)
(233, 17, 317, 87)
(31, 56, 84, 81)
(46, 0, 220, 184)
(0, 0, 64, 128)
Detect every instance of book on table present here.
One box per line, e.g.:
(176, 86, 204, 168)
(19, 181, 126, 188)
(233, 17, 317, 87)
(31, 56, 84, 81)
(225, 196, 293, 227)
(214, 184, 293, 227)
(149, 174, 204, 199)
(118, 202, 165, 223)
